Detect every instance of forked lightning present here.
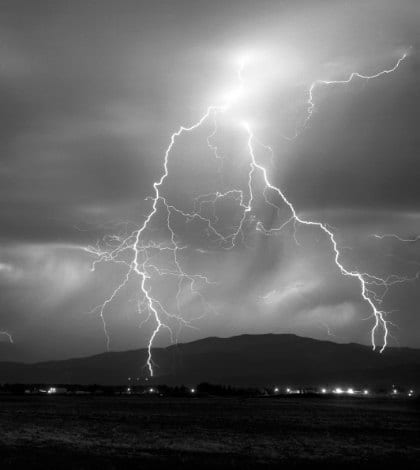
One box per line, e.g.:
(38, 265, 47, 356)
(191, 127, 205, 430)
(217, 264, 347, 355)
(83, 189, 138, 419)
(87, 49, 411, 375)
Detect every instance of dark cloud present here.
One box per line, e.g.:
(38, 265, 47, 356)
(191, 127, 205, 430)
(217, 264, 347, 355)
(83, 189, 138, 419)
(0, 0, 419, 361)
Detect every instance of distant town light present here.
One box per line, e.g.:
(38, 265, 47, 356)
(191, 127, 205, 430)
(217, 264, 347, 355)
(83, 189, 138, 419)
(333, 387, 343, 394)
(392, 389, 398, 395)
(363, 390, 369, 395)
(149, 387, 155, 393)
(47, 387, 56, 394)
(321, 388, 327, 394)
(127, 387, 131, 393)
(190, 388, 196, 394)
(286, 388, 291, 393)
(347, 388, 354, 395)
(274, 387, 279, 393)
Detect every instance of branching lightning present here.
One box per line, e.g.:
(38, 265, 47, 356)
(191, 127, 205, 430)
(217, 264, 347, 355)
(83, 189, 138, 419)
(301, 50, 409, 131)
(243, 121, 398, 351)
(87, 48, 412, 375)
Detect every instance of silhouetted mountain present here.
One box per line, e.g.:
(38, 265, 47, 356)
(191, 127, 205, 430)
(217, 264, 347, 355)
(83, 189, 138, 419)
(1, 334, 420, 387)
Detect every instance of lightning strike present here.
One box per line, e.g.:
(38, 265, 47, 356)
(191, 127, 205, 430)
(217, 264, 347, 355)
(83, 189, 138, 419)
(301, 50, 409, 131)
(0, 331, 13, 343)
(243, 121, 394, 351)
(88, 48, 412, 376)
(373, 233, 420, 243)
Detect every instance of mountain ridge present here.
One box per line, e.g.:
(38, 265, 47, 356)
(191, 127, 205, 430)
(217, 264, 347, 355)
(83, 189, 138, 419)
(1, 333, 419, 387)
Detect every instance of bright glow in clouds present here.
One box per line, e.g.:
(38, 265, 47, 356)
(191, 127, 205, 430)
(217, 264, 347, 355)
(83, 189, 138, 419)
(235, 51, 253, 68)
(87, 48, 411, 376)
(219, 47, 302, 109)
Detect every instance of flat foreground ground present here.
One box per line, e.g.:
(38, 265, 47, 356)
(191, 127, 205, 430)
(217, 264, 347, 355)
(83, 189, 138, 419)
(0, 395, 419, 468)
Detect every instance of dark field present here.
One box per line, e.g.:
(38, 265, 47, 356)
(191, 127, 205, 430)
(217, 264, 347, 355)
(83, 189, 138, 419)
(0, 395, 419, 469)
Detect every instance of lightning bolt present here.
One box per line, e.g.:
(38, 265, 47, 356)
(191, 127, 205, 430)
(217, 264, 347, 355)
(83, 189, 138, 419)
(87, 48, 412, 375)
(243, 122, 395, 350)
(373, 233, 420, 243)
(244, 107, 420, 351)
(86, 105, 230, 376)
(0, 331, 13, 343)
(301, 50, 410, 131)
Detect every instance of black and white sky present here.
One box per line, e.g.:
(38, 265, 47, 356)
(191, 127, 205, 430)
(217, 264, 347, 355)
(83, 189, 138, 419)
(0, 0, 419, 362)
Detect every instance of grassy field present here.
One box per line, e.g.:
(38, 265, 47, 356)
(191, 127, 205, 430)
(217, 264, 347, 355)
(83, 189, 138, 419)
(0, 395, 419, 468)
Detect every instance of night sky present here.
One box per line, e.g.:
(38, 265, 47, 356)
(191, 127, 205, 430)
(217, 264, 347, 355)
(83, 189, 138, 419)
(0, 0, 419, 362)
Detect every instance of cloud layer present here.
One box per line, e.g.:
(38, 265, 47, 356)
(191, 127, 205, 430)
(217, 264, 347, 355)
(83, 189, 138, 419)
(0, 0, 419, 361)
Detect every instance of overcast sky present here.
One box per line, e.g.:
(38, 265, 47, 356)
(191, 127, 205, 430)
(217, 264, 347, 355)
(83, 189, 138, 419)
(0, 0, 419, 362)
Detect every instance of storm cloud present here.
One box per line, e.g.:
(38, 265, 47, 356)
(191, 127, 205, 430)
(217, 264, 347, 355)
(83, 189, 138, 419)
(0, 0, 419, 362)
